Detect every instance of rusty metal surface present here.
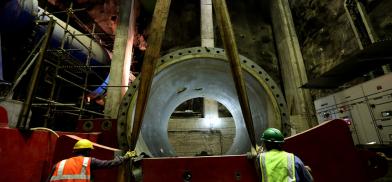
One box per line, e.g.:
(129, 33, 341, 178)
(142, 155, 258, 182)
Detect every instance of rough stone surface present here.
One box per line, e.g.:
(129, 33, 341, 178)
(161, 0, 201, 54)
(159, 0, 281, 85)
(368, 0, 392, 41)
(289, 0, 392, 98)
(223, 0, 280, 84)
(290, 0, 359, 81)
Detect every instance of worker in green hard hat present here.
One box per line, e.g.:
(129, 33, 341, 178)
(256, 128, 313, 182)
(47, 139, 136, 182)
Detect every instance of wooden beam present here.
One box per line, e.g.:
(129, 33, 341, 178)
(212, 0, 257, 147)
(130, 0, 172, 150)
(104, 0, 135, 119)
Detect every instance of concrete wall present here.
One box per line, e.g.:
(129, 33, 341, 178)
(168, 117, 235, 156)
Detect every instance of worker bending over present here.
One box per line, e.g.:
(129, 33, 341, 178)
(47, 139, 135, 181)
(256, 128, 313, 182)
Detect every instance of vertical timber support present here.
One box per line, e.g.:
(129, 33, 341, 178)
(105, 0, 136, 119)
(201, 0, 215, 47)
(130, 0, 172, 151)
(122, 2, 171, 180)
(270, 0, 317, 132)
(201, 0, 219, 121)
(213, 0, 257, 147)
(107, 1, 138, 181)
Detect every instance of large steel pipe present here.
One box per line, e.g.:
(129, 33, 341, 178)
(117, 47, 290, 157)
(0, 0, 110, 65)
(0, 0, 110, 95)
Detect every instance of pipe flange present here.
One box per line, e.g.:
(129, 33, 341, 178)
(101, 120, 112, 131)
(117, 47, 290, 152)
(82, 120, 94, 132)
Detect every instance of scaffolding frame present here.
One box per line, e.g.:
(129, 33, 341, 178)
(11, 3, 112, 128)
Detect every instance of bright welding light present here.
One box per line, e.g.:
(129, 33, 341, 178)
(211, 117, 222, 127)
(342, 118, 352, 125)
(203, 117, 221, 128)
(366, 141, 376, 145)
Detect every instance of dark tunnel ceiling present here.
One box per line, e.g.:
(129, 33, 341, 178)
(37, 0, 383, 50)
(38, 0, 119, 50)
(38, 0, 273, 51)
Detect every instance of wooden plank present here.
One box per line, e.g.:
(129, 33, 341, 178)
(130, 0, 172, 150)
(212, 0, 257, 147)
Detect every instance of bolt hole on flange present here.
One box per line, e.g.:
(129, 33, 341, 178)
(116, 47, 289, 156)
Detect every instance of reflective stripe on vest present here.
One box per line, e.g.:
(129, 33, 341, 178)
(50, 157, 91, 181)
(259, 150, 296, 182)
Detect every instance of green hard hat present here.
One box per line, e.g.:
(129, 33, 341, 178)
(261, 128, 284, 143)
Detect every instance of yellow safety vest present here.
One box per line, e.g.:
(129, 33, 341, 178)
(259, 150, 296, 182)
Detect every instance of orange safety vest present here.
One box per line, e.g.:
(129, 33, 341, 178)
(50, 156, 91, 182)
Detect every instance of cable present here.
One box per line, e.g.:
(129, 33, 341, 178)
(30, 127, 59, 138)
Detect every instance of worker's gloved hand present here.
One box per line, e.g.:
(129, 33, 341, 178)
(124, 150, 137, 159)
(305, 165, 312, 173)
(246, 152, 256, 159)
(256, 145, 263, 153)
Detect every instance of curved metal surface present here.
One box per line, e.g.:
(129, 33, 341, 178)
(0, 0, 110, 65)
(117, 47, 290, 157)
(0, 0, 38, 32)
(1, 0, 110, 95)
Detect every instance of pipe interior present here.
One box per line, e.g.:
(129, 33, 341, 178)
(140, 58, 277, 156)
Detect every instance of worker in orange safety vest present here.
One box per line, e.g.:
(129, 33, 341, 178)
(47, 139, 136, 181)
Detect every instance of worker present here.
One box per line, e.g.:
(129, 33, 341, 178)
(47, 139, 136, 182)
(256, 128, 313, 182)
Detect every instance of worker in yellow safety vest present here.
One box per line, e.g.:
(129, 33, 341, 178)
(256, 128, 313, 182)
(47, 139, 136, 182)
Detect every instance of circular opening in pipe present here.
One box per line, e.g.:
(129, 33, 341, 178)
(168, 97, 235, 156)
(119, 48, 290, 157)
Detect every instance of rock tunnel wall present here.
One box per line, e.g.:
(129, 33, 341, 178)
(289, 0, 392, 98)
(367, 0, 392, 40)
(289, 0, 359, 83)
(161, 0, 281, 86)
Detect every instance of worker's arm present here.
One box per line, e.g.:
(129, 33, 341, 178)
(90, 156, 129, 169)
(294, 156, 313, 182)
(91, 151, 136, 169)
